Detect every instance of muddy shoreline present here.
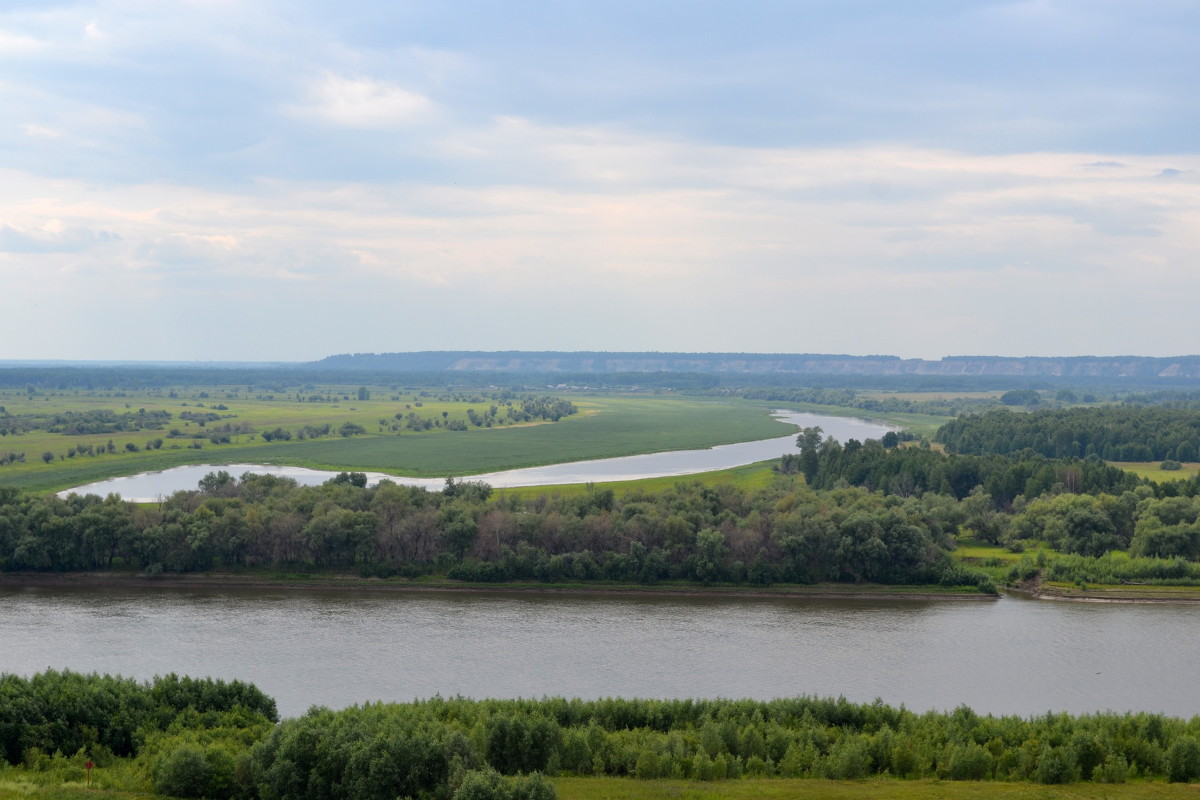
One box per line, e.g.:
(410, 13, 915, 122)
(0, 571, 995, 602)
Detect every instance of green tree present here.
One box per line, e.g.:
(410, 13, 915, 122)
(1167, 736, 1200, 782)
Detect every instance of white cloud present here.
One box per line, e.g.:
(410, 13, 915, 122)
(0, 219, 119, 253)
(292, 73, 437, 130)
(20, 124, 64, 139)
(0, 28, 46, 53)
(0, 118, 1198, 359)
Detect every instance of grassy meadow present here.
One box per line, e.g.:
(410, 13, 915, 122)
(1109, 461, 1200, 483)
(554, 777, 1200, 800)
(493, 460, 784, 501)
(0, 387, 798, 493)
(2, 773, 1197, 800)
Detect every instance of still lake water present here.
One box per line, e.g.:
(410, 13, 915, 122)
(2, 585, 1197, 720)
(62, 412, 892, 501)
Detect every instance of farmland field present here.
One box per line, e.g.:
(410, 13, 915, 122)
(0, 387, 795, 492)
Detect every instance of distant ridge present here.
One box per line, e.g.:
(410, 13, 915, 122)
(313, 351, 1200, 379)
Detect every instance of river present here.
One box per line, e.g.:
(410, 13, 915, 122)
(61, 411, 892, 501)
(2, 585, 1196, 720)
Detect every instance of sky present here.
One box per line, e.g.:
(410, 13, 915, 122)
(1, 0, 1198, 362)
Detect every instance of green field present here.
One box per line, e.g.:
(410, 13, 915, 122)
(0, 389, 798, 492)
(776, 402, 947, 440)
(493, 460, 785, 501)
(2, 775, 1196, 800)
(553, 776, 1200, 800)
(1109, 461, 1200, 483)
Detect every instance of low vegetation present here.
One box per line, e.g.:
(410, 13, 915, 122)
(5, 672, 1200, 800)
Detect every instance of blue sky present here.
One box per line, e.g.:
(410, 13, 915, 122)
(1, 0, 1197, 361)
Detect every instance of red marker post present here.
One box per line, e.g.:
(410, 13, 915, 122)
(85, 760, 94, 787)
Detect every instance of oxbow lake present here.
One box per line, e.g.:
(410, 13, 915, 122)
(1, 585, 1198, 720)
(62, 411, 892, 501)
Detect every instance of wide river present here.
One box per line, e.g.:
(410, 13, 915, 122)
(2, 585, 1197, 720)
(62, 411, 892, 501)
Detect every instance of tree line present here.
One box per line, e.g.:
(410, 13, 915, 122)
(7, 671, 1200, 799)
(0, 474, 993, 593)
(936, 407, 1200, 462)
(788, 427, 1146, 506)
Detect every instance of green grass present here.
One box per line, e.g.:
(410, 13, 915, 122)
(1109, 461, 1200, 483)
(774, 402, 946, 440)
(952, 542, 1050, 563)
(1039, 582, 1200, 601)
(0, 392, 796, 492)
(226, 397, 791, 476)
(0, 759, 152, 800)
(2, 775, 1194, 800)
(493, 461, 788, 501)
(554, 776, 1196, 800)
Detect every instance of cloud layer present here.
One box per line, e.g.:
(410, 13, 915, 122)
(1, 1, 1198, 360)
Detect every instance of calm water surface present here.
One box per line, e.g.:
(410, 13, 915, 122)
(2, 586, 1197, 719)
(61, 412, 892, 501)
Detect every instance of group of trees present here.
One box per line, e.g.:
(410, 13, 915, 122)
(8, 673, 1200, 797)
(735, 387, 1001, 418)
(789, 426, 1145, 506)
(0, 408, 172, 437)
(785, 425, 1200, 566)
(936, 407, 1200, 462)
(0, 670, 276, 767)
(0, 473, 993, 592)
(252, 695, 1200, 793)
(385, 395, 578, 434)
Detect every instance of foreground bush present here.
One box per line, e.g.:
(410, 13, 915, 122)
(9, 672, 1200, 797)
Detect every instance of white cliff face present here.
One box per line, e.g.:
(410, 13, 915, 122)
(318, 351, 1200, 378)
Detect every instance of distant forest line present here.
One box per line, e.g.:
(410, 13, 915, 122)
(7, 364, 1200, 397)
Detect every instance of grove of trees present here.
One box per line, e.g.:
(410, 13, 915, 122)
(7, 672, 1200, 798)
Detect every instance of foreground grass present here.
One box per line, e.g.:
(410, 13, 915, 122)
(554, 776, 1199, 800)
(4, 775, 1194, 800)
(0, 783, 155, 800)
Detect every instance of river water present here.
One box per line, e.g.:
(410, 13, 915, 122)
(61, 411, 892, 501)
(2, 585, 1196, 720)
(36, 410, 1198, 722)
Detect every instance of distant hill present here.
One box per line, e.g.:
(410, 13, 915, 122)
(312, 351, 1200, 378)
